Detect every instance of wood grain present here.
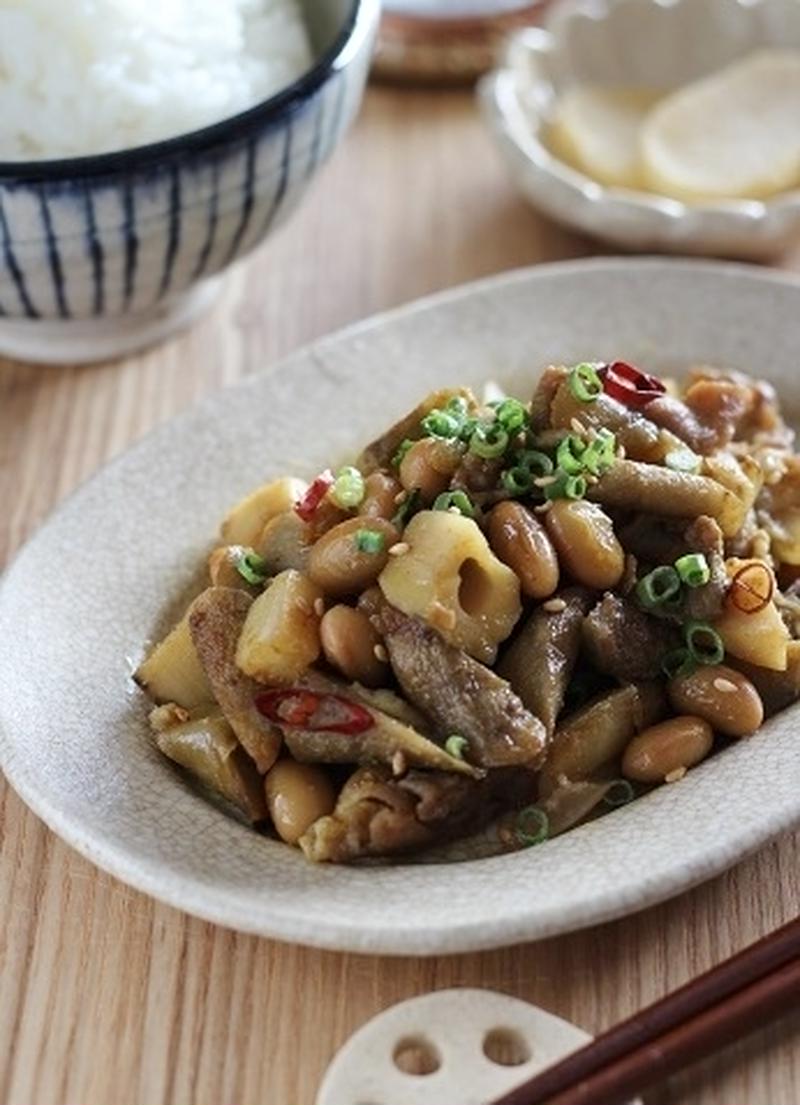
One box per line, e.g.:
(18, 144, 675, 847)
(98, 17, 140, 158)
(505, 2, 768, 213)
(1, 86, 798, 1105)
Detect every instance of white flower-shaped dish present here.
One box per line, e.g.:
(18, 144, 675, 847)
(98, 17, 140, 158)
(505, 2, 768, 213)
(479, 0, 800, 258)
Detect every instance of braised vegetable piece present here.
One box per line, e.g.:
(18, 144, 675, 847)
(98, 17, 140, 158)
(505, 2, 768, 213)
(235, 569, 323, 685)
(622, 716, 714, 783)
(498, 588, 591, 734)
(140, 355, 800, 863)
(487, 501, 560, 599)
(188, 587, 282, 774)
(667, 664, 763, 737)
(135, 609, 215, 711)
(583, 593, 678, 681)
(264, 760, 337, 845)
(539, 683, 666, 797)
(221, 477, 308, 547)
(377, 605, 547, 768)
(545, 501, 625, 590)
(308, 516, 398, 598)
(300, 764, 535, 863)
(257, 511, 312, 575)
(263, 670, 480, 777)
(359, 387, 476, 472)
(378, 510, 521, 664)
(154, 712, 267, 822)
(588, 459, 747, 537)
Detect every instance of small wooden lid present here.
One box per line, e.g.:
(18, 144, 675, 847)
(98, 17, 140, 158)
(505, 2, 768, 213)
(374, 1, 552, 83)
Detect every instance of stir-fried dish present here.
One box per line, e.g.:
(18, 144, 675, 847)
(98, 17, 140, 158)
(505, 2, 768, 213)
(135, 361, 800, 863)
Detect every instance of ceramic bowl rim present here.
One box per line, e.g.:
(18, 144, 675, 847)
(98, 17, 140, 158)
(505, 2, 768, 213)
(0, 0, 374, 185)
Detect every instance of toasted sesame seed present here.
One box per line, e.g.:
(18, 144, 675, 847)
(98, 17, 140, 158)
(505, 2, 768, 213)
(448, 506, 461, 514)
(713, 677, 738, 693)
(389, 541, 410, 557)
(617, 445, 627, 460)
(534, 502, 552, 514)
(585, 474, 599, 485)
(543, 598, 567, 613)
(295, 597, 312, 615)
(392, 750, 407, 777)
(394, 490, 407, 505)
(534, 475, 558, 488)
(313, 597, 325, 617)
(665, 767, 688, 784)
(570, 417, 587, 435)
(373, 643, 389, 663)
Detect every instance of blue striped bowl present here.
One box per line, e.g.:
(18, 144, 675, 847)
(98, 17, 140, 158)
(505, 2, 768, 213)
(0, 0, 379, 365)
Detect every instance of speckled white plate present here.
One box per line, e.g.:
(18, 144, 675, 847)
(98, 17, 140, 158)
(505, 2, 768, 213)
(1, 258, 800, 956)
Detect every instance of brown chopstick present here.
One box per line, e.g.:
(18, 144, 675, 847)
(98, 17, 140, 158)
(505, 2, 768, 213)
(489, 916, 800, 1105)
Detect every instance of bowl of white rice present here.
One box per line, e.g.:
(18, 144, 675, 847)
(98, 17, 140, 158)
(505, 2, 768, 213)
(0, 0, 379, 364)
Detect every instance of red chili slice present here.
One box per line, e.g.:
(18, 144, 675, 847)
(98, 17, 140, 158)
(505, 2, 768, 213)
(256, 689, 374, 735)
(727, 562, 774, 615)
(600, 361, 667, 408)
(294, 470, 335, 522)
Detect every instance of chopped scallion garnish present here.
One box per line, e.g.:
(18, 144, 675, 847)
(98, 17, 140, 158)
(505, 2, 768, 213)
(662, 647, 696, 680)
(568, 362, 603, 403)
(392, 488, 421, 528)
(675, 553, 711, 588)
(445, 735, 469, 760)
(433, 490, 475, 518)
(515, 805, 549, 847)
(557, 434, 587, 475)
(391, 439, 414, 468)
(501, 466, 533, 497)
(490, 397, 529, 434)
(514, 450, 554, 478)
(582, 428, 617, 475)
(685, 620, 725, 666)
(665, 448, 701, 475)
(636, 566, 681, 609)
(545, 470, 586, 501)
(354, 529, 385, 555)
(604, 779, 636, 807)
(421, 409, 461, 439)
(330, 465, 365, 509)
(469, 423, 509, 459)
(235, 549, 269, 587)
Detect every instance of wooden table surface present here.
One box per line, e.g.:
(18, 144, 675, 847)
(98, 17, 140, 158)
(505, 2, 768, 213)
(1, 85, 799, 1105)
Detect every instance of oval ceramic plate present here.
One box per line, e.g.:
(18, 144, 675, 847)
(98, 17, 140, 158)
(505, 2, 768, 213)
(2, 258, 800, 956)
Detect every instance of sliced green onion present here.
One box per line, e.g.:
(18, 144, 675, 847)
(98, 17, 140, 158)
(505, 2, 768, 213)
(545, 470, 586, 501)
(433, 490, 475, 518)
(421, 409, 461, 439)
(469, 423, 509, 459)
(490, 397, 529, 434)
(446, 396, 469, 417)
(515, 805, 549, 847)
(557, 434, 587, 475)
(569, 362, 603, 403)
(235, 549, 269, 586)
(685, 620, 725, 666)
(445, 735, 469, 760)
(330, 465, 365, 509)
(502, 466, 534, 497)
(514, 450, 554, 478)
(662, 647, 696, 680)
(636, 566, 681, 609)
(458, 415, 479, 443)
(665, 448, 701, 474)
(391, 439, 414, 468)
(354, 529, 385, 555)
(604, 779, 636, 807)
(675, 553, 711, 588)
(392, 488, 421, 528)
(583, 429, 617, 475)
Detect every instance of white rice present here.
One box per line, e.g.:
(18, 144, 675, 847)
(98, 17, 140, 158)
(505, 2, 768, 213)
(0, 0, 313, 160)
